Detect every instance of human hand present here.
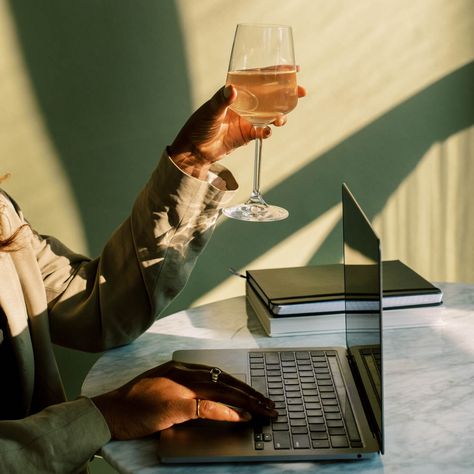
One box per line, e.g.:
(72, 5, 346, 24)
(168, 83, 306, 179)
(92, 360, 277, 440)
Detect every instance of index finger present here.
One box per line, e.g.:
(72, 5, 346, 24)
(169, 361, 274, 407)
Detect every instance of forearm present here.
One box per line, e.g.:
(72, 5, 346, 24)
(46, 151, 236, 351)
(0, 398, 110, 474)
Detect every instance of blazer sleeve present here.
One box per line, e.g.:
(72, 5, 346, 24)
(0, 397, 110, 474)
(32, 152, 237, 351)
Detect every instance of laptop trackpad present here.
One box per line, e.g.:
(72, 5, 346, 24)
(158, 418, 254, 462)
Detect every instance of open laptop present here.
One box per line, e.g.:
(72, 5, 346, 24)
(157, 183, 384, 462)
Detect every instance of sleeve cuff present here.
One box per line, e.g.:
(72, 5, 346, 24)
(165, 150, 238, 192)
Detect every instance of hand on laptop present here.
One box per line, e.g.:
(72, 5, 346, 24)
(168, 83, 306, 180)
(92, 360, 277, 440)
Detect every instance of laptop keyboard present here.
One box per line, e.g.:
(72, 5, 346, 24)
(249, 350, 362, 451)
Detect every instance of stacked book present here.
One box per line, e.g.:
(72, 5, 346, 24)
(246, 260, 443, 337)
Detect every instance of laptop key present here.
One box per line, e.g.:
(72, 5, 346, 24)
(327, 420, 344, 428)
(290, 419, 307, 427)
(273, 431, 291, 449)
(312, 440, 330, 449)
(329, 427, 346, 436)
(251, 377, 267, 395)
(309, 423, 327, 432)
(287, 397, 303, 405)
(330, 435, 349, 448)
(255, 441, 264, 450)
(268, 389, 284, 396)
(270, 395, 285, 402)
(288, 404, 304, 412)
(305, 402, 321, 410)
(291, 426, 308, 434)
(267, 376, 283, 383)
(292, 434, 310, 449)
(315, 373, 331, 380)
(320, 392, 336, 399)
(310, 431, 328, 440)
(307, 416, 325, 424)
(295, 351, 310, 359)
(303, 396, 319, 403)
(265, 353, 280, 364)
(317, 379, 333, 386)
(325, 412, 341, 419)
(306, 409, 323, 417)
(272, 422, 289, 431)
(280, 352, 295, 361)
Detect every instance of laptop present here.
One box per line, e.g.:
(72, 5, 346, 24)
(157, 183, 384, 462)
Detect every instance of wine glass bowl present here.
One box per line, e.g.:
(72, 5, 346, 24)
(222, 24, 298, 222)
(227, 66, 298, 125)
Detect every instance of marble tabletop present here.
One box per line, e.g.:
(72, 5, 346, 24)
(82, 282, 474, 474)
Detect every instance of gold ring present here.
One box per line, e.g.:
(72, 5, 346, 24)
(196, 398, 201, 418)
(210, 367, 222, 383)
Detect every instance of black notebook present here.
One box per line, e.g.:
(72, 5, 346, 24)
(246, 260, 443, 316)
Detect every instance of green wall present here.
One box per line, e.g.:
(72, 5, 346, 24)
(5, 1, 474, 472)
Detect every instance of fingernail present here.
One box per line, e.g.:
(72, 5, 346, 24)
(223, 85, 232, 99)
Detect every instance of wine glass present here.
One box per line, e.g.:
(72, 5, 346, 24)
(223, 24, 298, 222)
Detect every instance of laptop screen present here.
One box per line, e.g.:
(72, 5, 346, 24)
(342, 183, 384, 453)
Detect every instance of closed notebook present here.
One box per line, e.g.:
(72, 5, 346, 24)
(246, 260, 443, 316)
(246, 281, 445, 337)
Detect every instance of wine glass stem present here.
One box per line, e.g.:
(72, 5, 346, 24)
(250, 128, 265, 204)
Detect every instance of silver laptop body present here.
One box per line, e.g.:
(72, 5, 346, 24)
(157, 183, 384, 462)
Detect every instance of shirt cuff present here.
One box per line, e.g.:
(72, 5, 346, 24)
(165, 150, 238, 192)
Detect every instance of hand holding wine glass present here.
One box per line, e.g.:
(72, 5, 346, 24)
(223, 23, 301, 222)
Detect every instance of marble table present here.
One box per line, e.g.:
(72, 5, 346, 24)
(82, 282, 474, 474)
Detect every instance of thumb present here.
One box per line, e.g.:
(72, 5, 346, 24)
(209, 85, 237, 114)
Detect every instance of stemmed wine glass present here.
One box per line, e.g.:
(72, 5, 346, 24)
(222, 24, 299, 222)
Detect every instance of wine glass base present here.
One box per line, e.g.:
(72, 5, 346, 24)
(223, 203, 289, 222)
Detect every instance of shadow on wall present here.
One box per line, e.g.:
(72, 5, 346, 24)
(7, 1, 474, 318)
(7, 0, 192, 255)
(165, 61, 474, 316)
(7, 0, 191, 405)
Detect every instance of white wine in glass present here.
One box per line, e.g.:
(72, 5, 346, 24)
(223, 24, 298, 222)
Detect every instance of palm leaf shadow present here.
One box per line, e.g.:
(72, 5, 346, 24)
(166, 61, 474, 315)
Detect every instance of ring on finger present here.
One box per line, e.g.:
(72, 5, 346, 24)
(196, 398, 201, 418)
(210, 367, 222, 383)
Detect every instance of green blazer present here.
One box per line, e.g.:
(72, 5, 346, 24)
(0, 152, 236, 473)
